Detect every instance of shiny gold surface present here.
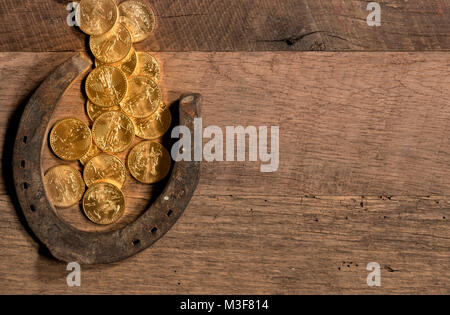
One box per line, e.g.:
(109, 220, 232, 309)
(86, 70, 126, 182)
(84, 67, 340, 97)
(90, 22, 132, 64)
(44, 165, 85, 208)
(95, 47, 138, 77)
(78, 0, 119, 36)
(86, 99, 120, 122)
(85, 65, 128, 108)
(119, 1, 156, 43)
(135, 52, 161, 82)
(79, 141, 102, 165)
(82, 182, 125, 225)
(50, 118, 92, 161)
(127, 141, 171, 184)
(83, 153, 126, 188)
(134, 103, 172, 140)
(92, 111, 135, 153)
(46, 2, 170, 224)
(120, 75, 161, 118)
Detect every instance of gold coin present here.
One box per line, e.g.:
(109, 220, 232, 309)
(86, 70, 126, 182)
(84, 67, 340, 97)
(82, 182, 125, 225)
(44, 165, 85, 208)
(95, 47, 138, 77)
(90, 22, 132, 64)
(50, 118, 92, 161)
(78, 0, 119, 36)
(83, 153, 126, 188)
(79, 141, 102, 165)
(92, 111, 135, 153)
(134, 103, 172, 140)
(119, 1, 156, 43)
(135, 52, 161, 82)
(120, 75, 161, 118)
(127, 141, 171, 184)
(86, 99, 120, 122)
(85, 65, 128, 108)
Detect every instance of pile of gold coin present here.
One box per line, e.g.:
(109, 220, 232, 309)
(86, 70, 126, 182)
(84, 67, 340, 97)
(44, 0, 172, 225)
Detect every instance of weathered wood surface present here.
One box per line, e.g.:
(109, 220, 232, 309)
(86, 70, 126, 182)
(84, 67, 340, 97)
(0, 0, 449, 52)
(0, 52, 449, 294)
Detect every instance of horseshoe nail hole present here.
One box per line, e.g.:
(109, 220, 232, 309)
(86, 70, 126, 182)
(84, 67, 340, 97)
(132, 239, 141, 247)
(29, 204, 36, 212)
(20, 160, 26, 168)
(167, 210, 173, 217)
(151, 227, 158, 234)
(23, 182, 29, 190)
(23, 136, 27, 144)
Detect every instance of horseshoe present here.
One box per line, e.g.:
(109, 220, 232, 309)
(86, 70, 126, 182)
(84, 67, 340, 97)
(12, 53, 201, 264)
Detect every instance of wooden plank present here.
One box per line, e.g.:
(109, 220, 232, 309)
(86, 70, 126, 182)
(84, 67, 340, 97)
(0, 0, 321, 52)
(0, 0, 449, 52)
(0, 52, 449, 293)
(307, 0, 450, 51)
(4, 51, 449, 198)
(0, 193, 448, 294)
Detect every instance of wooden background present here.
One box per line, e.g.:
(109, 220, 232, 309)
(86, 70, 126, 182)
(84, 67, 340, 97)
(0, 0, 449, 294)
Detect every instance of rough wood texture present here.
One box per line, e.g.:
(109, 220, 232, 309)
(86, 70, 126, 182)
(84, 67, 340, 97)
(307, 0, 450, 51)
(0, 0, 449, 52)
(0, 52, 449, 294)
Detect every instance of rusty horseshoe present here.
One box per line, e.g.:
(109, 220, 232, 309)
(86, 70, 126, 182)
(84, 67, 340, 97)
(12, 53, 201, 264)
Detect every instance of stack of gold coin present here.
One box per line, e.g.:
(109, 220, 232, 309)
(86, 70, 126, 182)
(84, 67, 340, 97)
(44, 0, 172, 226)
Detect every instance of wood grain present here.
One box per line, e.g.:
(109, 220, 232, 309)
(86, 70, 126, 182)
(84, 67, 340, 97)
(0, 0, 449, 52)
(307, 0, 450, 51)
(0, 52, 449, 294)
